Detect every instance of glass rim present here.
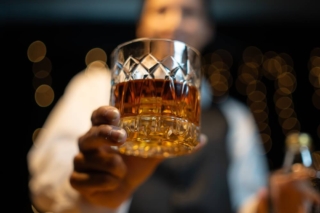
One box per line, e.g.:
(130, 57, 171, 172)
(111, 37, 201, 57)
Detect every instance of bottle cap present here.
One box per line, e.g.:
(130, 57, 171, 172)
(285, 132, 300, 153)
(298, 133, 313, 148)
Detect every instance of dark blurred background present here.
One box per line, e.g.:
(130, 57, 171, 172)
(1, 0, 319, 212)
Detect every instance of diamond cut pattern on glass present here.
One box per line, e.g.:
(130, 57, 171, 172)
(161, 56, 179, 71)
(123, 57, 139, 74)
(140, 54, 158, 69)
(113, 40, 200, 85)
(150, 64, 169, 79)
(170, 67, 186, 81)
(131, 64, 152, 79)
(118, 53, 191, 81)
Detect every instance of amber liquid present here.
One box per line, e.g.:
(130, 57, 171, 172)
(111, 79, 201, 157)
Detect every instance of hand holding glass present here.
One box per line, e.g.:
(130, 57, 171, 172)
(110, 38, 202, 158)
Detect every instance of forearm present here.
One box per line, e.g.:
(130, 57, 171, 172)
(28, 139, 79, 212)
(29, 141, 133, 213)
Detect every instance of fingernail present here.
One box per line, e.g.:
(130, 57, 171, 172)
(110, 128, 127, 143)
(105, 108, 120, 121)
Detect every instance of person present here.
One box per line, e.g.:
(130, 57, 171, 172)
(27, 0, 320, 212)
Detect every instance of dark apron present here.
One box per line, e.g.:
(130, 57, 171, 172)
(129, 105, 234, 213)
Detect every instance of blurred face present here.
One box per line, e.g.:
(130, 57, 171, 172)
(136, 0, 214, 52)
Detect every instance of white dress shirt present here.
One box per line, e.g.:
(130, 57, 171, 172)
(28, 66, 268, 213)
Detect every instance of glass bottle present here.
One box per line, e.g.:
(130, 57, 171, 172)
(282, 132, 319, 213)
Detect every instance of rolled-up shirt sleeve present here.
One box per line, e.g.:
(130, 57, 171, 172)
(28, 68, 132, 213)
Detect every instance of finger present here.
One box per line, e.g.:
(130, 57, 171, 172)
(78, 125, 127, 151)
(295, 181, 320, 205)
(70, 171, 121, 192)
(73, 152, 127, 179)
(91, 106, 120, 126)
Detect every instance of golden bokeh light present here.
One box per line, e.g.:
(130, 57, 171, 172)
(204, 64, 215, 76)
(35, 84, 55, 107)
(283, 128, 301, 137)
(207, 61, 232, 99)
(246, 80, 266, 95)
(311, 56, 320, 67)
(238, 73, 256, 85)
(242, 46, 263, 68)
(276, 73, 297, 94)
(239, 63, 261, 80)
(214, 49, 233, 68)
(279, 53, 294, 68)
(260, 133, 272, 154)
(260, 125, 271, 135)
(85, 60, 107, 73)
(34, 70, 50, 79)
(274, 55, 287, 67)
(235, 78, 248, 96)
(273, 89, 293, 103)
(248, 90, 266, 102)
(85, 47, 107, 66)
(220, 70, 233, 86)
(309, 67, 320, 88)
(211, 82, 228, 94)
(282, 117, 299, 130)
(281, 64, 294, 73)
(310, 66, 320, 76)
(209, 73, 227, 86)
(276, 84, 296, 95)
(203, 51, 233, 100)
(278, 87, 292, 95)
(312, 89, 320, 109)
(278, 108, 296, 119)
(33, 75, 52, 89)
(278, 111, 297, 126)
(275, 96, 293, 109)
(212, 61, 229, 71)
(277, 72, 296, 88)
(263, 58, 282, 80)
(308, 56, 320, 70)
(27, 40, 47, 62)
(207, 62, 229, 75)
(32, 57, 52, 78)
(257, 122, 269, 132)
(252, 111, 268, 123)
(250, 101, 267, 113)
(275, 105, 293, 116)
